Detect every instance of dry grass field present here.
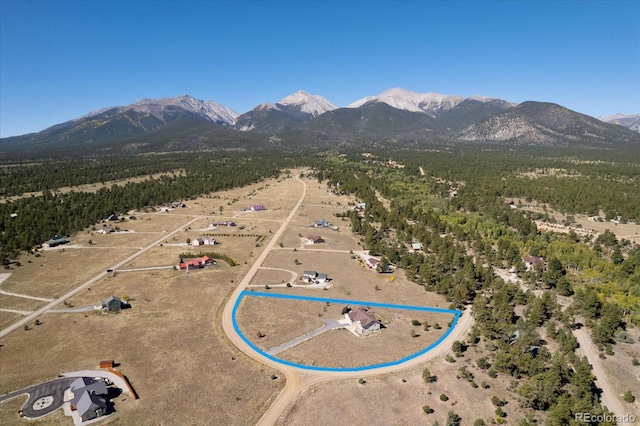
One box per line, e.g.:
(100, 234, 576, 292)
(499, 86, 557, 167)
(599, 330, 640, 416)
(261, 250, 449, 308)
(278, 342, 532, 426)
(0, 173, 313, 425)
(0, 266, 283, 426)
(0, 169, 544, 426)
(276, 308, 452, 369)
(1, 248, 137, 299)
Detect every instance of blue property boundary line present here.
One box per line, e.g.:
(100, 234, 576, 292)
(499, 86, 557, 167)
(232, 290, 462, 372)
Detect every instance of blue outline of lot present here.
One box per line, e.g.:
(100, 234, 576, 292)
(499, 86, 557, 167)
(232, 290, 462, 372)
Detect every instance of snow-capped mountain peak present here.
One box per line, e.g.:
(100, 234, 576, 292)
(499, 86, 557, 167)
(347, 88, 512, 116)
(277, 90, 337, 117)
(599, 113, 640, 133)
(127, 94, 239, 125)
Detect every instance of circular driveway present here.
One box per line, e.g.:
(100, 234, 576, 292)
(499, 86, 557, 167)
(0, 377, 74, 419)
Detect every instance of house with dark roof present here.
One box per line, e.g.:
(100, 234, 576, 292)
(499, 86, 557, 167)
(314, 220, 330, 228)
(101, 296, 121, 313)
(43, 235, 69, 248)
(211, 221, 236, 227)
(251, 204, 267, 211)
(346, 308, 381, 336)
(523, 255, 546, 272)
(306, 235, 324, 244)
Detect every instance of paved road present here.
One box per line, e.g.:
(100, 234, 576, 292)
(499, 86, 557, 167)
(220, 175, 475, 425)
(0, 377, 75, 419)
(0, 216, 201, 339)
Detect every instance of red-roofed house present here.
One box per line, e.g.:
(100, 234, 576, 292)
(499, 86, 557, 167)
(365, 257, 381, 269)
(179, 256, 217, 270)
(306, 235, 324, 244)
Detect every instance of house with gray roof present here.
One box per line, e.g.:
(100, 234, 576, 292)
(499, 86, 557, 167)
(101, 296, 121, 313)
(69, 377, 108, 422)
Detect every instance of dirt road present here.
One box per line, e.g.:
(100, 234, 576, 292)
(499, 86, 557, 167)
(220, 174, 475, 424)
(0, 216, 201, 339)
(573, 327, 631, 423)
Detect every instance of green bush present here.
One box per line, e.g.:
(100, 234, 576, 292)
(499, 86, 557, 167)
(623, 390, 635, 403)
(439, 394, 449, 401)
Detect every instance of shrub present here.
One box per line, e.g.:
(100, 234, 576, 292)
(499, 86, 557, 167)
(412, 319, 422, 326)
(488, 369, 497, 378)
(423, 367, 435, 383)
(476, 357, 491, 370)
(445, 354, 456, 363)
(358, 378, 366, 385)
(623, 390, 635, 403)
(491, 396, 505, 407)
(433, 323, 441, 329)
(423, 405, 434, 414)
(474, 420, 486, 426)
(632, 358, 639, 366)
(439, 394, 449, 401)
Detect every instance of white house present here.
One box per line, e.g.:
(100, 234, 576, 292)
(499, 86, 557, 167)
(97, 226, 115, 234)
(192, 236, 216, 246)
(302, 270, 318, 282)
(346, 308, 381, 336)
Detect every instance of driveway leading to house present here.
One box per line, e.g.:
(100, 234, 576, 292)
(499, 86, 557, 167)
(0, 216, 201, 339)
(266, 318, 348, 355)
(0, 377, 74, 419)
(220, 175, 475, 425)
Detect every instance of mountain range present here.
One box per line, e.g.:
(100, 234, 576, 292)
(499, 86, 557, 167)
(2, 88, 639, 155)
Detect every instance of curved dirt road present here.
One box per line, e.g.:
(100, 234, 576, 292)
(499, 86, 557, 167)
(220, 174, 475, 425)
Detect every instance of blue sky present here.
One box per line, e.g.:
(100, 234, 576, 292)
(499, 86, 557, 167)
(1, 0, 638, 137)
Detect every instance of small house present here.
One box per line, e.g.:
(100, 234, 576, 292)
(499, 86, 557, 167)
(317, 273, 328, 283)
(212, 221, 236, 227)
(179, 256, 217, 270)
(106, 214, 119, 221)
(365, 257, 381, 269)
(169, 202, 186, 209)
(306, 235, 324, 244)
(43, 235, 68, 248)
(356, 202, 366, 210)
(97, 226, 115, 234)
(101, 296, 121, 313)
(302, 271, 317, 282)
(252, 204, 267, 211)
(69, 377, 108, 422)
(192, 236, 216, 246)
(523, 255, 546, 272)
(346, 308, 381, 336)
(314, 220, 330, 228)
(411, 242, 423, 252)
